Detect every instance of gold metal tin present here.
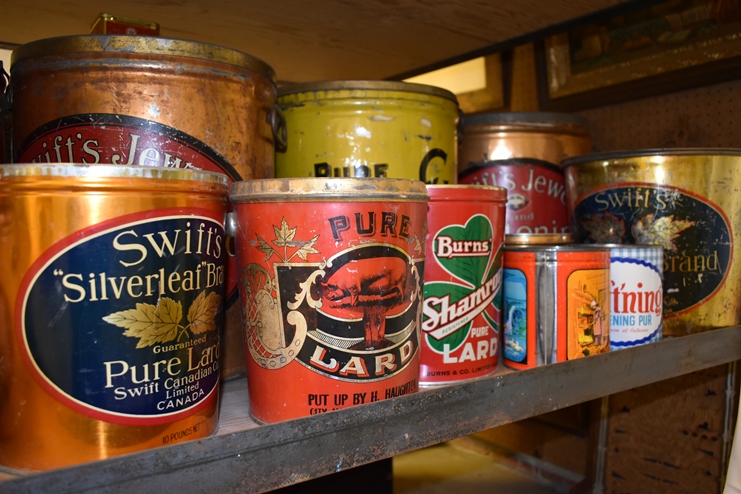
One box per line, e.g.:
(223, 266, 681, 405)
(276, 81, 459, 184)
(505, 233, 574, 246)
(0, 164, 228, 471)
(564, 148, 741, 336)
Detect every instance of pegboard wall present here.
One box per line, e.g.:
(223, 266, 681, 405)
(576, 78, 741, 152)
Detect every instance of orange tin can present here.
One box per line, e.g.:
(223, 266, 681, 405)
(228, 178, 428, 423)
(502, 245, 610, 370)
(420, 185, 507, 385)
(0, 164, 229, 471)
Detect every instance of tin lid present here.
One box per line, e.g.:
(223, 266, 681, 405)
(504, 243, 611, 253)
(0, 163, 229, 187)
(230, 177, 429, 203)
(461, 112, 589, 129)
(11, 35, 277, 84)
(505, 233, 574, 246)
(562, 148, 741, 168)
(277, 80, 458, 103)
(427, 184, 507, 202)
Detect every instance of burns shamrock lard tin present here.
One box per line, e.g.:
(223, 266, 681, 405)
(420, 185, 507, 385)
(0, 164, 228, 471)
(228, 178, 428, 423)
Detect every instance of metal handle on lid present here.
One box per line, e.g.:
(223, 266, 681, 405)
(226, 211, 238, 238)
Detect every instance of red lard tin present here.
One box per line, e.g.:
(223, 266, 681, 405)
(420, 185, 507, 385)
(228, 178, 428, 423)
(502, 245, 610, 369)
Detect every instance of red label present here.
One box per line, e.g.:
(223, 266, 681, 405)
(459, 158, 569, 234)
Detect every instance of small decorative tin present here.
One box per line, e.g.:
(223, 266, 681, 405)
(606, 245, 663, 349)
(228, 178, 428, 423)
(276, 80, 459, 184)
(0, 164, 229, 471)
(458, 112, 592, 234)
(420, 184, 507, 385)
(564, 149, 741, 335)
(502, 245, 610, 369)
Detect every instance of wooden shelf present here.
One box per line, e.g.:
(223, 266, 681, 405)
(0, 0, 632, 82)
(1, 326, 739, 494)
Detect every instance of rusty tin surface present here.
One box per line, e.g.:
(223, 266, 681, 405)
(564, 148, 741, 335)
(0, 164, 229, 471)
(228, 177, 428, 423)
(420, 184, 507, 385)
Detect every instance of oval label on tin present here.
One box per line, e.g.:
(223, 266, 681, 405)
(422, 214, 502, 358)
(574, 184, 732, 318)
(17, 113, 240, 305)
(17, 211, 224, 425)
(242, 217, 423, 382)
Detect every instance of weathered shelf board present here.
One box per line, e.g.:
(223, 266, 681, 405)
(1, 326, 739, 494)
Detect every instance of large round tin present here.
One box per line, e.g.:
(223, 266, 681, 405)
(276, 80, 459, 184)
(564, 149, 741, 336)
(420, 184, 507, 386)
(605, 245, 664, 349)
(228, 178, 428, 423)
(502, 245, 610, 369)
(458, 112, 592, 235)
(0, 164, 229, 471)
(10, 34, 279, 377)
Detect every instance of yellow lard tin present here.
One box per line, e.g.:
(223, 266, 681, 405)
(276, 80, 460, 184)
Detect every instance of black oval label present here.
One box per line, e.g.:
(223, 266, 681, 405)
(573, 184, 732, 318)
(18, 211, 225, 424)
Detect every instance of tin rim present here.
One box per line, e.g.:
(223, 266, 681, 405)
(504, 233, 574, 246)
(461, 112, 589, 129)
(0, 163, 230, 186)
(11, 35, 277, 84)
(504, 244, 611, 253)
(427, 183, 507, 202)
(277, 80, 458, 103)
(562, 148, 741, 168)
(230, 177, 429, 202)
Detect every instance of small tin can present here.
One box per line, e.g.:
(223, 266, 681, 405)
(502, 245, 610, 369)
(458, 112, 592, 234)
(420, 184, 507, 385)
(0, 164, 229, 471)
(606, 245, 663, 349)
(564, 149, 741, 335)
(228, 178, 428, 423)
(90, 13, 160, 36)
(276, 80, 459, 184)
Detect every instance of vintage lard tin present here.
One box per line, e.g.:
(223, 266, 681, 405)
(458, 112, 592, 235)
(228, 178, 428, 423)
(502, 245, 610, 369)
(276, 80, 459, 184)
(607, 245, 663, 349)
(0, 164, 228, 471)
(10, 34, 280, 377)
(564, 149, 741, 336)
(420, 185, 507, 385)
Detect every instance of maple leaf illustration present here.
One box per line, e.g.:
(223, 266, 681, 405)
(187, 291, 222, 334)
(256, 235, 276, 260)
(273, 218, 298, 247)
(103, 298, 182, 349)
(295, 235, 320, 260)
(581, 212, 625, 243)
(632, 214, 694, 251)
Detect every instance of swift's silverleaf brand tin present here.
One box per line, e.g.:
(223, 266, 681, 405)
(502, 245, 610, 369)
(228, 178, 428, 423)
(564, 149, 741, 336)
(458, 112, 592, 234)
(276, 81, 459, 184)
(606, 245, 663, 349)
(420, 185, 507, 385)
(0, 164, 228, 471)
(10, 34, 280, 377)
